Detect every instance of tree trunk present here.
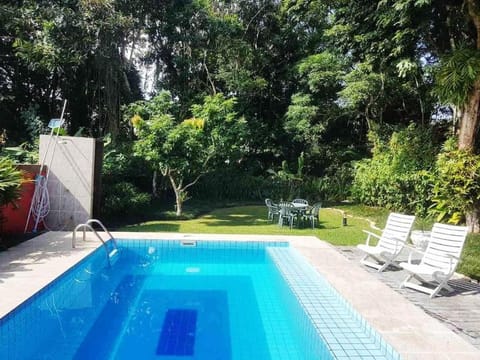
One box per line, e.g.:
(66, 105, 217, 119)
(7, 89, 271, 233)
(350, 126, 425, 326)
(458, 78, 480, 150)
(167, 173, 184, 216)
(175, 192, 183, 217)
(466, 202, 480, 233)
(461, 0, 480, 232)
(152, 170, 158, 198)
(459, 80, 480, 232)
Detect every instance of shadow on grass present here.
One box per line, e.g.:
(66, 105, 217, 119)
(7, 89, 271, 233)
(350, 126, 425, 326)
(121, 223, 181, 232)
(198, 212, 329, 231)
(199, 213, 267, 227)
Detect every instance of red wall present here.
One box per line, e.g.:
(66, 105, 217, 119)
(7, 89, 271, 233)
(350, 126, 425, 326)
(1, 165, 44, 233)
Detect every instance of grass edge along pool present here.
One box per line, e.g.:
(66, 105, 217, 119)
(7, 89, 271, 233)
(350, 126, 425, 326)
(0, 239, 400, 360)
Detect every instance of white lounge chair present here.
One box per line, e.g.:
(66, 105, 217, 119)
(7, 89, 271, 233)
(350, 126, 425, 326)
(357, 212, 415, 272)
(400, 223, 468, 298)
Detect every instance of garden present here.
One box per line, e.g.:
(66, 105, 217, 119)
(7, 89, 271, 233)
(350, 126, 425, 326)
(1, 1, 480, 280)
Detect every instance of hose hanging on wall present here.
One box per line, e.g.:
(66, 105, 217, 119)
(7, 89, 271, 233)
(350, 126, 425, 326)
(24, 100, 67, 233)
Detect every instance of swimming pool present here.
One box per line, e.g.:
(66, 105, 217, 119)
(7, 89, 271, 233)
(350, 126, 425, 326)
(0, 239, 400, 359)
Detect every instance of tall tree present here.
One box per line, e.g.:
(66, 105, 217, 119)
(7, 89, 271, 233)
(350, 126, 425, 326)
(1, 0, 143, 141)
(328, 0, 480, 230)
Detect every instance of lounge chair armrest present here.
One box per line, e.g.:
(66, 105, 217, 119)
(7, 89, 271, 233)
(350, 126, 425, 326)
(405, 245, 425, 264)
(362, 230, 381, 246)
(446, 254, 460, 273)
(362, 230, 381, 238)
(431, 254, 460, 278)
(403, 243, 423, 254)
(378, 250, 396, 261)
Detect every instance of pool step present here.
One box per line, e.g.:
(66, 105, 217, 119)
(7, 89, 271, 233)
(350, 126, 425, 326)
(108, 248, 119, 266)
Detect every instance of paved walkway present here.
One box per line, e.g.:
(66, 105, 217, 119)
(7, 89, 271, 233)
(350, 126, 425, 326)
(338, 246, 480, 350)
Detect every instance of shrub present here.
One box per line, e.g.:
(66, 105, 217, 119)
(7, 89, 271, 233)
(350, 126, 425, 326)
(192, 170, 276, 201)
(102, 181, 151, 218)
(351, 124, 437, 216)
(191, 168, 353, 204)
(430, 138, 480, 224)
(0, 158, 24, 234)
(457, 234, 480, 281)
(102, 140, 153, 193)
(1, 142, 38, 164)
(0, 158, 23, 208)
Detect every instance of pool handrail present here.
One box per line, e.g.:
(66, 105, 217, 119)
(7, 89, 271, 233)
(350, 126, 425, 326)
(72, 219, 118, 265)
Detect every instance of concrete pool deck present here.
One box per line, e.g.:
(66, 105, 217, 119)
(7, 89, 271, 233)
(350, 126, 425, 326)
(0, 231, 479, 359)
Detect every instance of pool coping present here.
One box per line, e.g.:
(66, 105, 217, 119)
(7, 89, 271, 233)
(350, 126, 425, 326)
(1, 231, 479, 359)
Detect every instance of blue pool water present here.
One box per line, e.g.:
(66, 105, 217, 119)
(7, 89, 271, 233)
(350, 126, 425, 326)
(0, 240, 400, 359)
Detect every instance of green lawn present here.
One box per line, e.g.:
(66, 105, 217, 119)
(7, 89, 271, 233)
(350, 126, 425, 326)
(119, 203, 480, 280)
(119, 205, 380, 246)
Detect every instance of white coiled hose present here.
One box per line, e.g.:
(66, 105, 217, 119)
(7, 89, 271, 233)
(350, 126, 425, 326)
(31, 175, 50, 231)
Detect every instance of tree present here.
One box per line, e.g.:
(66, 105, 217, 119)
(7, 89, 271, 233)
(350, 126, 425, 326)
(1, 0, 143, 141)
(132, 91, 247, 215)
(327, 0, 480, 231)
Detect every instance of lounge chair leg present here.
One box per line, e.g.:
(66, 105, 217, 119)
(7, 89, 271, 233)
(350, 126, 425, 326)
(433, 273, 454, 292)
(430, 285, 443, 298)
(360, 254, 370, 264)
(443, 283, 454, 292)
(377, 262, 389, 272)
(400, 274, 413, 289)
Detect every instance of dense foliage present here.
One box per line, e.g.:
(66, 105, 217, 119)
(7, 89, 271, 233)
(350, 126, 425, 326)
(431, 139, 480, 225)
(1, 0, 480, 231)
(0, 158, 24, 239)
(0, 158, 23, 209)
(101, 139, 152, 218)
(352, 125, 437, 217)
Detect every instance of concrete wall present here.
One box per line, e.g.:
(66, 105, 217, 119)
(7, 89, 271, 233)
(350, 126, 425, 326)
(39, 135, 97, 230)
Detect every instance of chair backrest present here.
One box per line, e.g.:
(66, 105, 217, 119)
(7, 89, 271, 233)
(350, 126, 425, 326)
(312, 202, 322, 216)
(420, 223, 468, 272)
(279, 201, 294, 215)
(378, 213, 415, 253)
(265, 198, 272, 206)
(292, 198, 308, 205)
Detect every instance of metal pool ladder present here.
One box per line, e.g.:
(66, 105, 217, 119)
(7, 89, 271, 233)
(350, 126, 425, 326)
(72, 219, 118, 265)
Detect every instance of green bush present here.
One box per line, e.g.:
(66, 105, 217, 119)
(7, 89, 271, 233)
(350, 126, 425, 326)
(192, 170, 276, 201)
(351, 124, 437, 216)
(0, 158, 23, 208)
(191, 168, 353, 204)
(457, 234, 480, 281)
(0, 158, 24, 235)
(102, 181, 151, 218)
(1, 142, 38, 164)
(430, 138, 480, 224)
(102, 140, 153, 193)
